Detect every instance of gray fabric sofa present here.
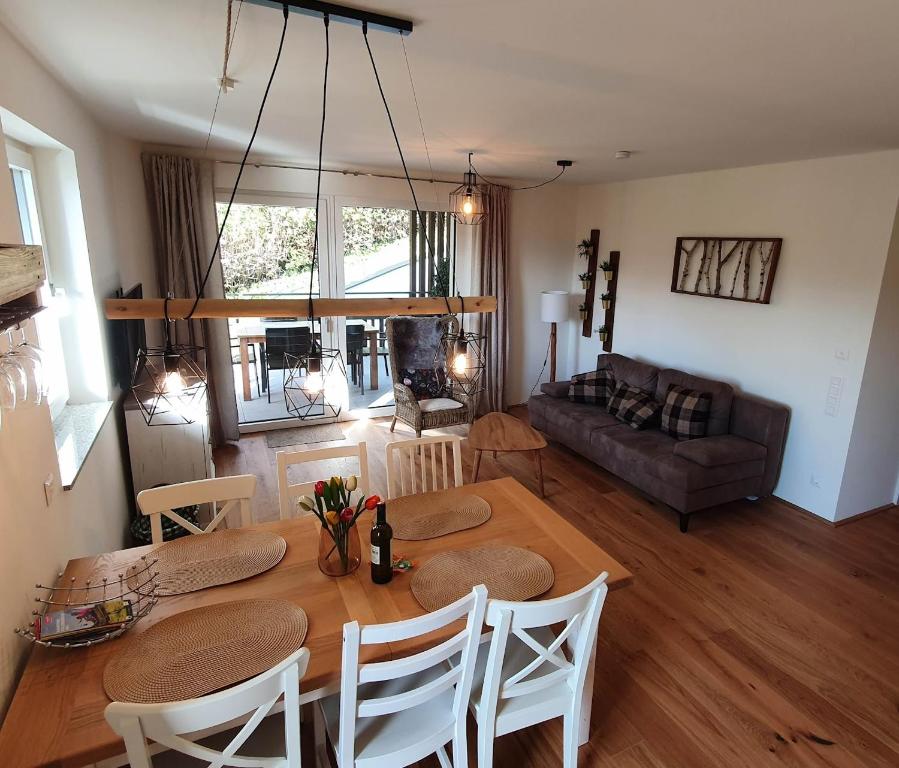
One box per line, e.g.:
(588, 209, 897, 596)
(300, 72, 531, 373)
(527, 353, 789, 531)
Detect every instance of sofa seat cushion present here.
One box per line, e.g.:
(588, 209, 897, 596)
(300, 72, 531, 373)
(656, 369, 734, 436)
(540, 381, 570, 398)
(532, 398, 619, 449)
(590, 425, 765, 492)
(673, 435, 767, 467)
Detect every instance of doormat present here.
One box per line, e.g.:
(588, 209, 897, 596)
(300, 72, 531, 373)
(265, 423, 345, 449)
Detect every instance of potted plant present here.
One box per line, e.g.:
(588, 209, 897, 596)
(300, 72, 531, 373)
(298, 475, 381, 577)
(600, 260, 614, 281)
(578, 271, 592, 289)
(596, 325, 609, 342)
(601, 292, 612, 310)
(578, 302, 589, 320)
(577, 239, 593, 259)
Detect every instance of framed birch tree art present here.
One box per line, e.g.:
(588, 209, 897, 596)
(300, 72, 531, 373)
(670, 237, 782, 304)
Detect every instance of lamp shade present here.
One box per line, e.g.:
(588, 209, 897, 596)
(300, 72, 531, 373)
(540, 290, 569, 323)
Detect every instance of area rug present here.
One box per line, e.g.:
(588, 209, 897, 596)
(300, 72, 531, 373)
(265, 423, 345, 448)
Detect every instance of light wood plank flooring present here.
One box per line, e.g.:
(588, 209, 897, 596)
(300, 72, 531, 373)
(215, 408, 899, 767)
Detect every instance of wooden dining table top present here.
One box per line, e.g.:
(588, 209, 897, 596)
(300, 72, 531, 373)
(0, 477, 632, 768)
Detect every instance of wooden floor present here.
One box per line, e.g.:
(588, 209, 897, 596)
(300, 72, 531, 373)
(215, 407, 899, 768)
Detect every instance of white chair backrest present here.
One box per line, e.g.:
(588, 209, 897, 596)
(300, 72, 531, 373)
(276, 442, 371, 520)
(385, 435, 463, 498)
(105, 647, 309, 768)
(337, 585, 487, 768)
(481, 572, 609, 710)
(137, 475, 257, 545)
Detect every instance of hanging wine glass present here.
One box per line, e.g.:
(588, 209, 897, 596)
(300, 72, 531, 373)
(14, 328, 46, 394)
(0, 355, 28, 406)
(0, 366, 17, 413)
(7, 330, 43, 405)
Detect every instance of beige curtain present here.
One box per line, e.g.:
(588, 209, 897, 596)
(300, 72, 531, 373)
(142, 153, 239, 445)
(476, 184, 510, 414)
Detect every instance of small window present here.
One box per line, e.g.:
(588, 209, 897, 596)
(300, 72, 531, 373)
(6, 143, 70, 420)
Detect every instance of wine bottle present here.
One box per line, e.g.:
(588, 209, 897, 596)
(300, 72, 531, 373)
(370, 502, 393, 584)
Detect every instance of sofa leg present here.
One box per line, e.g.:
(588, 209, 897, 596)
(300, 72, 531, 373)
(678, 512, 690, 533)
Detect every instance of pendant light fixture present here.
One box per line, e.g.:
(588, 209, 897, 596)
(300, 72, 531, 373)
(284, 13, 347, 421)
(435, 297, 487, 398)
(449, 152, 488, 225)
(131, 297, 207, 426)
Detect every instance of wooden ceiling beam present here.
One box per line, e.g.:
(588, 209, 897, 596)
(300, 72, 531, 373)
(104, 296, 496, 320)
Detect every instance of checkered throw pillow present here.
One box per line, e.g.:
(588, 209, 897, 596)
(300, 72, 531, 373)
(661, 384, 712, 440)
(608, 383, 662, 429)
(568, 369, 614, 406)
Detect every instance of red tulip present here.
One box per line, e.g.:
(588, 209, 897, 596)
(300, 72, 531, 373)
(340, 507, 354, 522)
(314, 480, 326, 496)
(365, 495, 381, 510)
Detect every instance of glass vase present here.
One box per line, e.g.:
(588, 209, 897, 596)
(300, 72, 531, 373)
(318, 524, 361, 577)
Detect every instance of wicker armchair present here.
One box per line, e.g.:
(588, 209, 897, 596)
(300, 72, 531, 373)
(386, 315, 475, 437)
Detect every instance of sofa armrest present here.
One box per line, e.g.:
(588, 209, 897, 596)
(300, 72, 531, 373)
(540, 381, 570, 398)
(673, 435, 767, 468)
(729, 394, 789, 496)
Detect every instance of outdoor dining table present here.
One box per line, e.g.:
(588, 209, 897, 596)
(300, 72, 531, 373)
(0, 477, 632, 768)
(234, 320, 381, 401)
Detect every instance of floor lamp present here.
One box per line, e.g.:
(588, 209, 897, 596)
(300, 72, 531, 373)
(540, 290, 569, 382)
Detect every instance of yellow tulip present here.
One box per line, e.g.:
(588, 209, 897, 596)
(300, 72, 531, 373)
(345, 475, 358, 492)
(325, 510, 339, 526)
(330, 475, 343, 488)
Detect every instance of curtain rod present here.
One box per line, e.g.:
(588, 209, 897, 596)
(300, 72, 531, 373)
(217, 159, 457, 185)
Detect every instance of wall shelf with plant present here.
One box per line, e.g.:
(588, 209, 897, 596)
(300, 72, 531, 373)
(599, 250, 621, 352)
(579, 229, 601, 338)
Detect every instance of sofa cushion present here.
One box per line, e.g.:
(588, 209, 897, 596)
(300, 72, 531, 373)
(609, 384, 662, 430)
(597, 353, 659, 394)
(531, 398, 619, 450)
(673, 435, 767, 467)
(655, 369, 733, 436)
(569, 369, 615, 406)
(591, 425, 765, 492)
(661, 384, 713, 440)
(540, 381, 570, 398)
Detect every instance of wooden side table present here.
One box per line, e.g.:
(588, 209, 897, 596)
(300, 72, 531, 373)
(468, 411, 548, 497)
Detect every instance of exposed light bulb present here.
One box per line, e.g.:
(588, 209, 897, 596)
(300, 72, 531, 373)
(452, 352, 468, 376)
(305, 371, 324, 394)
(462, 197, 474, 216)
(163, 369, 186, 397)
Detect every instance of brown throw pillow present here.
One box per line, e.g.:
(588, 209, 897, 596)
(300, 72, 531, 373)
(608, 383, 662, 429)
(568, 369, 615, 406)
(661, 383, 713, 440)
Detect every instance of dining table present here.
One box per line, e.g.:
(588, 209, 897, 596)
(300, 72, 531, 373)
(233, 320, 381, 401)
(0, 477, 632, 768)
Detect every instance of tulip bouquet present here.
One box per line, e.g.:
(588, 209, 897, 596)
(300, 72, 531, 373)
(298, 475, 380, 576)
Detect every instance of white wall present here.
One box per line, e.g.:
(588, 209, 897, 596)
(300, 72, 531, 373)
(507, 185, 577, 405)
(570, 151, 899, 521)
(0, 22, 153, 716)
(835, 200, 899, 521)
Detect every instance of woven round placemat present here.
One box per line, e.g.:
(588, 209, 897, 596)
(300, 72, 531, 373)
(390, 494, 491, 541)
(103, 599, 307, 703)
(132, 529, 287, 596)
(411, 545, 554, 611)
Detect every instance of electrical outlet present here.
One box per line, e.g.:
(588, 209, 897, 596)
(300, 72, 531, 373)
(43, 475, 56, 507)
(834, 348, 849, 361)
(810, 474, 821, 489)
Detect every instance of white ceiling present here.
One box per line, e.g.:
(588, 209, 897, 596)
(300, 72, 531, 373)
(2, 0, 899, 183)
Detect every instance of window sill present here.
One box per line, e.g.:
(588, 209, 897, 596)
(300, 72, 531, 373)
(53, 401, 114, 490)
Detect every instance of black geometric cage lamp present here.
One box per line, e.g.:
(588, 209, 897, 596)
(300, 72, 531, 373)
(284, 336, 347, 420)
(435, 312, 487, 399)
(131, 343, 207, 426)
(449, 152, 488, 226)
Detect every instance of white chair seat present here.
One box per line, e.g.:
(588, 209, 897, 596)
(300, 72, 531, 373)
(467, 627, 572, 733)
(150, 712, 288, 767)
(320, 665, 456, 766)
(418, 397, 463, 412)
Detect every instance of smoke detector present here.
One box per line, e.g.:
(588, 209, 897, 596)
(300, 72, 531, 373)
(614, 150, 632, 160)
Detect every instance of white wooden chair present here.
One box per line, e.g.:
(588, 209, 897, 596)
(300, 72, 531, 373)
(385, 434, 464, 499)
(276, 443, 371, 520)
(136, 475, 257, 545)
(315, 585, 487, 768)
(105, 647, 309, 768)
(463, 572, 609, 768)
